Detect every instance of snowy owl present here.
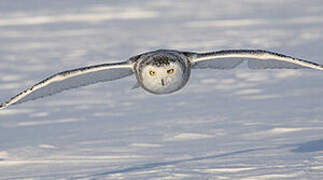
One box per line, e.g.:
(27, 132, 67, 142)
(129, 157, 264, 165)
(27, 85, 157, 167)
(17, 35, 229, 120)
(0, 49, 322, 109)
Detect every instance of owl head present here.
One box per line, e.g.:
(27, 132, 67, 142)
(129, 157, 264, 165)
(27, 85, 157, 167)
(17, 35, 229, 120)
(135, 52, 191, 94)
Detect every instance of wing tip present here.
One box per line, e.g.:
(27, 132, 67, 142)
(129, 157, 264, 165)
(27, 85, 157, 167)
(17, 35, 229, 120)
(0, 103, 7, 110)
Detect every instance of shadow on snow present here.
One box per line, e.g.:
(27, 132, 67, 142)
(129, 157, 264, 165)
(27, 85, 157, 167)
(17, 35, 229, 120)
(79, 139, 323, 179)
(7, 139, 323, 179)
(77, 147, 266, 179)
(291, 139, 323, 153)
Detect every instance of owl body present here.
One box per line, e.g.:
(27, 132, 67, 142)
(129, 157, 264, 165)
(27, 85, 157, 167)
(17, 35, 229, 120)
(1, 48, 322, 109)
(132, 50, 191, 94)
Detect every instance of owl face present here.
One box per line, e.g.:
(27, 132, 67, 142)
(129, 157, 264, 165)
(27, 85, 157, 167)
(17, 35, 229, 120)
(136, 53, 190, 94)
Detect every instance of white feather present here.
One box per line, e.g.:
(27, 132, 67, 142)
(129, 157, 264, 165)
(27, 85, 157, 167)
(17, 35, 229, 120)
(0, 62, 134, 109)
(191, 50, 323, 70)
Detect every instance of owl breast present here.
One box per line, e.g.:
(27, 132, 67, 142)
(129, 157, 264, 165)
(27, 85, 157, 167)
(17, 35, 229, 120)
(134, 50, 191, 94)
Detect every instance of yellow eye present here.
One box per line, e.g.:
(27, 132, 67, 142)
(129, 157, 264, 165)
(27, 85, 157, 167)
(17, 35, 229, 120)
(167, 69, 174, 74)
(149, 71, 155, 76)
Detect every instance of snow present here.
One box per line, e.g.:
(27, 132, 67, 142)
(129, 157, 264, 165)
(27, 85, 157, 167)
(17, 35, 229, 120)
(0, 0, 323, 179)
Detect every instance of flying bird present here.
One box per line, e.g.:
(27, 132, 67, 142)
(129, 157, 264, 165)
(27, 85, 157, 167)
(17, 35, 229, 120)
(0, 49, 322, 109)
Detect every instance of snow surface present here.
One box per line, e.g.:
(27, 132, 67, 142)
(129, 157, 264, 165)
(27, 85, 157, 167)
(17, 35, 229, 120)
(0, 0, 323, 179)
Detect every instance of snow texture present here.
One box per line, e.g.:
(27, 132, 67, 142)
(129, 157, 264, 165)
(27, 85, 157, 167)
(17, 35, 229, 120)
(0, 0, 323, 179)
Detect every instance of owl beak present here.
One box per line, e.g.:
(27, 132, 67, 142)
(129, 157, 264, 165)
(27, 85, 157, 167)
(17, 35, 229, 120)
(161, 79, 165, 86)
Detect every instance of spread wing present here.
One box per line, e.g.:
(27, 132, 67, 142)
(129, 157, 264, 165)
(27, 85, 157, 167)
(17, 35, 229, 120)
(0, 61, 134, 109)
(190, 49, 323, 70)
